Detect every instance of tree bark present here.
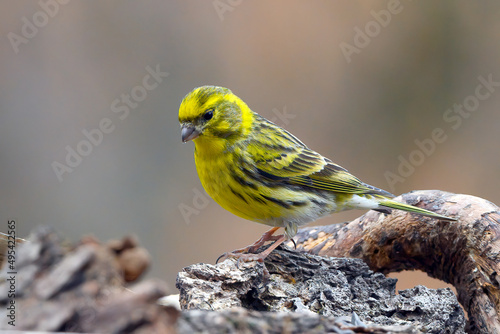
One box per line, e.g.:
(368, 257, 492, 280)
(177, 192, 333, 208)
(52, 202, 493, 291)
(292, 190, 500, 334)
(177, 246, 465, 333)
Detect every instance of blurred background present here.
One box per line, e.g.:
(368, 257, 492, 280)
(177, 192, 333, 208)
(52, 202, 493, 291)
(1, 1, 499, 292)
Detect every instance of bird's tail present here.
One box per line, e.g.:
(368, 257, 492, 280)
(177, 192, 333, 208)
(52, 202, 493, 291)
(377, 198, 456, 221)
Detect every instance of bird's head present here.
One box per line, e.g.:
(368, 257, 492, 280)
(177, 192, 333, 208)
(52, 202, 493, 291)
(178, 86, 253, 145)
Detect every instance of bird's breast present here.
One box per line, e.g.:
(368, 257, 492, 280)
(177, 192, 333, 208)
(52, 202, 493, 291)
(194, 150, 260, 221)
(194, 148, 340, 228)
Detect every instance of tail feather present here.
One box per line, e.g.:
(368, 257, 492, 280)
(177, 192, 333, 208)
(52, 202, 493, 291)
(377, 198, 456, 221)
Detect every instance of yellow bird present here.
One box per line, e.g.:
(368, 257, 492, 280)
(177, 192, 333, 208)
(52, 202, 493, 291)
(179, 86, 456, 262)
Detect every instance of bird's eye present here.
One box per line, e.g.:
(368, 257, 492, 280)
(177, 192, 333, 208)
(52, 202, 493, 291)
(203, 109, 214, 121)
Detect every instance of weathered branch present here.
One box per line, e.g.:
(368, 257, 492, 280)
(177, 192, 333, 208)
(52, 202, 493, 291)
(293, 190, 500, 334)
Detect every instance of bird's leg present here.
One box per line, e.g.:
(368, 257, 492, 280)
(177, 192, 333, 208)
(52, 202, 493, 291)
(246, 227, 282, 253)
(239, 234, 287, 263)
(227, 234, 287, 278)
(216, 227, 285, 264)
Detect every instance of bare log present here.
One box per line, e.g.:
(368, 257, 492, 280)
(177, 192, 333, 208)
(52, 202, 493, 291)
(292, 190, 500, 334)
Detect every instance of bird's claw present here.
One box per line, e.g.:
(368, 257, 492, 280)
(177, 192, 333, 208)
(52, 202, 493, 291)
(216, 251, 266, 266)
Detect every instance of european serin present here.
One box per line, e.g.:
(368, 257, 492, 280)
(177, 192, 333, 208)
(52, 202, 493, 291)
(179, 86, 456, 262)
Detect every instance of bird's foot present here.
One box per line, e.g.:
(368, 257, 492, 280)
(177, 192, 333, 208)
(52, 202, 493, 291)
(215, 243, 283, 279)
(216, 227, 282, 263)
(215, 227, 288, 278)
(217, 248, 273, 266)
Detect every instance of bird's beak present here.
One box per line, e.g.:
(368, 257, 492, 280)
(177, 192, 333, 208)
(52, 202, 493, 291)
(181, 124, 200, 142)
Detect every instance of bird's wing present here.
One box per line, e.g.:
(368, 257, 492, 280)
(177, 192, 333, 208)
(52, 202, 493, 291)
(246, 121, 387, 195)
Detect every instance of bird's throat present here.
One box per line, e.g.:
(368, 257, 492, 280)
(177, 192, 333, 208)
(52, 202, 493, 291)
(194, 135, 228, 160)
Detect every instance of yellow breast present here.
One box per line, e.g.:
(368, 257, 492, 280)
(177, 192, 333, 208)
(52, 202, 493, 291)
(193, 137, 283, 223)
